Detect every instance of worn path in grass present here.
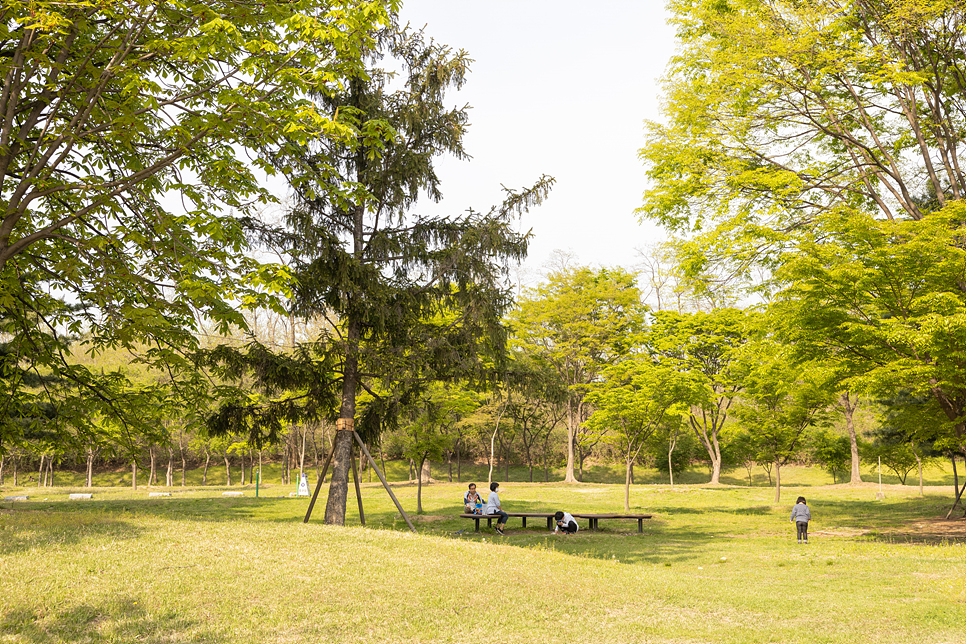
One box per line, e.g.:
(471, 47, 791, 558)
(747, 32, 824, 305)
(1, 482, 964, 643)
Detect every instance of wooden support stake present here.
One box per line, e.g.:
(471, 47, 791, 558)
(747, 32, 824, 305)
(350, 444, 365, 526)
(303, 447, 335, 524)
(352, 430, 416, 533)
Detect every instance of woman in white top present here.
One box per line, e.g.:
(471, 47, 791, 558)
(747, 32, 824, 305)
(554, 511, 578, 534)
(485, 482, 508, 535)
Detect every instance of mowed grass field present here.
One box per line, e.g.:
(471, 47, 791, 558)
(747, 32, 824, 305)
(2, 472, 965, 643)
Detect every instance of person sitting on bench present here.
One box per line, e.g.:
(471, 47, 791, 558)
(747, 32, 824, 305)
(464, 483, 483, 514)
(485, 482, 508, 535)
(554, 510, 579, 534)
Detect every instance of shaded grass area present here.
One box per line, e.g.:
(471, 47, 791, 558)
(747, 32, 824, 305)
(1, 481, 964, 643)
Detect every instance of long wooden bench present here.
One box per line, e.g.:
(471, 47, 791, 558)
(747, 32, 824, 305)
(459, 512, 653, 533)
(575, 513, 653, 533)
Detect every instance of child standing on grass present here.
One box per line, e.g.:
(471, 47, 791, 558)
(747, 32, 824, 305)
(790, 496, 811, 544)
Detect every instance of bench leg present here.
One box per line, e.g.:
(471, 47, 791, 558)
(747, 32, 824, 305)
(638, 518, 643, 533)
(522, 517, 527, 529)
(547, 517, 553, 530)
(487, 518, 493, 529)
(475, 518, 481, 532)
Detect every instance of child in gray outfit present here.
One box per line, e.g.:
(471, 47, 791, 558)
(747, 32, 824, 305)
(790, 496, 811, 544)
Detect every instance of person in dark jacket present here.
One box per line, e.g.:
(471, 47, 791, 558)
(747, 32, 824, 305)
(790, 496, 811, 544)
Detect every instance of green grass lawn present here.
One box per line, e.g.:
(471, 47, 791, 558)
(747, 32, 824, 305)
(2, 474, 964, 643)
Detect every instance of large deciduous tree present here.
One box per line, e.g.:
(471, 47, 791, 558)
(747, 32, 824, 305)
(641, 0, 966, 274)
(510, 267, 646, 483)
(0, 0, 393, 451)
(774, 208, 966, 476)
(641, 0, 966, 500)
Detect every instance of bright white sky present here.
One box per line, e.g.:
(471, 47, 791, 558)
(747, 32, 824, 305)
(397, 0, 678, 283)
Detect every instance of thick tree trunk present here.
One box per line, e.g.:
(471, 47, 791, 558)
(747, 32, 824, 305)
(324, 429, 354, 524)
(691, 409, 724, 484)
(224, 452, 232, 486)
(324, 311, 361, 525)
(86, 450, 95, 488)
(421, 458, 431, 484)
(166, 448, 174, 487)
(841, 392, 863, 484)
(709, 447, 722, 485)
(132, 460, 138, 490)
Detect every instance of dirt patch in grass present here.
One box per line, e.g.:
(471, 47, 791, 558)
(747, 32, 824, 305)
(887, 517, 966, 541)
(413, 514, 450, 523)
(811, 518, 966, 543)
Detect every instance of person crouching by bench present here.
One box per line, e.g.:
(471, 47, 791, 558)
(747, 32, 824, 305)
(554, 511, 578, 534)
(464, 483, 483, 514)
(485, 482, 508, 535)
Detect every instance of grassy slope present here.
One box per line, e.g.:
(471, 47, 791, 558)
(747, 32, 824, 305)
(1, 477, 964, 643)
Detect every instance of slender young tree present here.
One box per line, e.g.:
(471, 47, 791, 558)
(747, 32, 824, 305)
(647, 308, 751, 484)
(586, 355, 698, 511)
(733, 343, 835, 504)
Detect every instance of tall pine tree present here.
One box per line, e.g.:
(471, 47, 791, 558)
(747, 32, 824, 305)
(208, 21, 552, 524)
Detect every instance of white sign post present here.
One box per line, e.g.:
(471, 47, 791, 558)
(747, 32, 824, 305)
(297, 472, 310, 497)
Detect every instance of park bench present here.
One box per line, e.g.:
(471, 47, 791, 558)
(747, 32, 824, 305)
(574, 513, 653, 533)
(459, 512, 653, 533)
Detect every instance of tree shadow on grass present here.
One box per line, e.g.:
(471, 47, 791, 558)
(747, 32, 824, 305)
(1, 597, 210, 644)
(0, 509, 142, 556)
